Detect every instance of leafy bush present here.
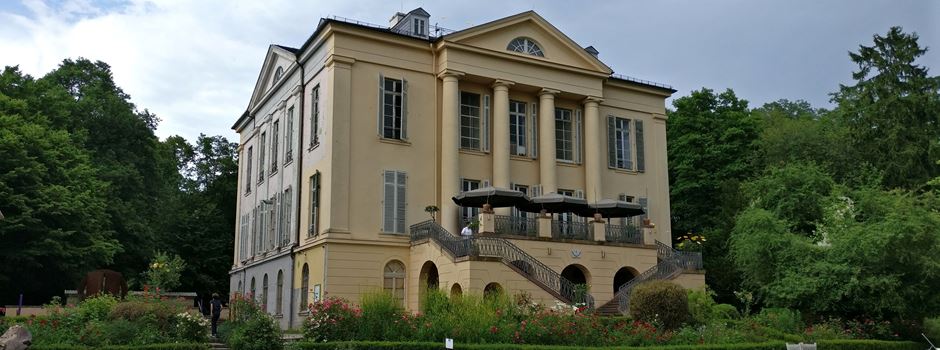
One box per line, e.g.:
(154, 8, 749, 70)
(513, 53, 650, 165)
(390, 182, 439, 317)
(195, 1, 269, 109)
(31, 344, 210, 350)
(228, 294, 282, 350)
(629, 281, 690, 329)
(753, 308, 802, 334)
(143, 251, 186, 292)
(358, 291, 408, 340)
(174, 311, 210, 343)
(287, 340, 924, 350)
(302, 296, 360, 342)
(76, 295, 119, 323)
(712, 304, 740, 320)
(925, 317, 940, 342)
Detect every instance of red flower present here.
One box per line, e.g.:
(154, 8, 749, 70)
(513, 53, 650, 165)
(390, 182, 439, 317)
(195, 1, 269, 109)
(490, 325, 499, 334)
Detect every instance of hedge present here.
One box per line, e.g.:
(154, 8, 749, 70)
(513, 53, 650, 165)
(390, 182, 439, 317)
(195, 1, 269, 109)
(289, 340, 925, 350)
(31, 344, 210, 350)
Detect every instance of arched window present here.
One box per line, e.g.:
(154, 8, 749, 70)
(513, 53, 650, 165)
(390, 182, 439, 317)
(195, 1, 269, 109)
(273, 66, 284, 84)
(507, 37, 544, 57)
(262, 274, 269, 313)
(276, 270, 284, 315)
(300, 263, 309, 311)
(384, 260, 406, 305)
(250, 277, 256, 301)
(237, 280, 243, 295)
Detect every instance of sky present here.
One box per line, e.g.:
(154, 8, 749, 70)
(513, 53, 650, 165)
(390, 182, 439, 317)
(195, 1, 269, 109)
(1, 0, 937, 143)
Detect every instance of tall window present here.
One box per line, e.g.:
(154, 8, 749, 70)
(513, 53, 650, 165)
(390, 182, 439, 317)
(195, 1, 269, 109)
(607, 116, 644, 171)
(271, 121, 279, 174)
(461, 179, 481, 227)
(509, 101, 528, 156)
(507, 37, 544, 57)
(275, 270, 284, 315)
(308, 172, 320, 237)
(267, 196, 276, 250)
(555, 108, 574, 161)
(381, 78, 405, 140)
(412, 18, 425, 36)
(384, 260, 406, 305)
(262, 274, 269, 312)
(383, 170, 407, 233)
(286, 106, 294, 162)
(250, 277, 256, 300)
(310, 86, 320, 147)
(245, 147, 253, 193)
(460, 92, 481, 150)
(258, 132, 266, 182)
(282, 187, 292, 246)
(300, 263, 310, 312)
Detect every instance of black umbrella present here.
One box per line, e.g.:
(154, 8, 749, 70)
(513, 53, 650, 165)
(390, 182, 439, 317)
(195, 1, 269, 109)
(574, 199, 645, 218)
(452, 186, 529, 208)
(515, 193, 589, 214)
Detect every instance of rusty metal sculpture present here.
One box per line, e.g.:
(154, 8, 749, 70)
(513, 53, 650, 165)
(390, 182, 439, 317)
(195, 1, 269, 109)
(77, 269, 128, 301)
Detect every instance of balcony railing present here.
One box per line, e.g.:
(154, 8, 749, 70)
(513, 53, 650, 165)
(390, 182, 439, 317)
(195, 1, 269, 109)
(552, 220, 590, 240)
(494, 215, 537, 237)
(605, 223, 641, 244)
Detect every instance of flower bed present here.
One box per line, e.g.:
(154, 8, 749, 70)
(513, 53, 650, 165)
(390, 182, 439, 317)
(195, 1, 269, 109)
(288, 340, 924, 350)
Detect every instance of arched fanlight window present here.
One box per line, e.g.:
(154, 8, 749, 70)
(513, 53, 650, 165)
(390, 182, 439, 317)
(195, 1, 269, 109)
(507, 37, 544, 57)
(273, 66, 284, 84)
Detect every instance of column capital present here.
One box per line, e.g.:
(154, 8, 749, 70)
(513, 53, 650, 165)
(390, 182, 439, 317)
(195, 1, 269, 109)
(437, 69, 465, 80)
(491, 79, 515, 89)
(583, 96, 604, 105)
(325, 54, 356, 68)
(539, 88, 560, 97)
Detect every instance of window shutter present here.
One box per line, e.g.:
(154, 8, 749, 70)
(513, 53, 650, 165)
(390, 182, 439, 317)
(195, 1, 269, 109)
(635, 119, 645, 172)
(483, 95, 491, 152)
(607, 116, 617, 168)
(575, 109, 583, 164)
(396, 172, 407, 233)
(401, 78, 408, 140)
(530, 103, 538, 159)
(383, 171, 395, 232)
(624, 120, 634, 170)
(639, 197, 649, 224)
(378, 74, 384, 137)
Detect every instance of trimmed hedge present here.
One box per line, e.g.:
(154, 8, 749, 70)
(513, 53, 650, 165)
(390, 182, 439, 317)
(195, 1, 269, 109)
(289, 340, 925, 350)
(31, 344, 210, 350)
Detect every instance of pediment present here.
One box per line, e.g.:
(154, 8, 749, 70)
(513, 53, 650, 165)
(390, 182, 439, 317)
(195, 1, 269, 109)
(444, 11, 612, 74)
(248, 45, 298, 111)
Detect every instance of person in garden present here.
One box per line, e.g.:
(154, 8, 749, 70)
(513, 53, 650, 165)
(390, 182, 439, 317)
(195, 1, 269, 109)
(211, 293, 222, 337)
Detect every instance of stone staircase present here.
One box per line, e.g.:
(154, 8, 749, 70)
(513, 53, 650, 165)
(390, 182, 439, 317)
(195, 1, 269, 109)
(595, 241, 703, 316)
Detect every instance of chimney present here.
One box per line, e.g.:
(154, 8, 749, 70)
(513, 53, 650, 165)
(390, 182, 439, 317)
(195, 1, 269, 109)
(389, 12, 406, 28)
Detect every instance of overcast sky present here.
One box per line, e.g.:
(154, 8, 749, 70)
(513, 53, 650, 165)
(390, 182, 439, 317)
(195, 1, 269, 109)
(1, 0, 937, 142)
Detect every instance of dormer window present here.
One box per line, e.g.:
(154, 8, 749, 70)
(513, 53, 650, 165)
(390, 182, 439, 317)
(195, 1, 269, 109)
(507, 37, 544, 57)
(273, 66, 284, 84)
(413, 18, 425, 36)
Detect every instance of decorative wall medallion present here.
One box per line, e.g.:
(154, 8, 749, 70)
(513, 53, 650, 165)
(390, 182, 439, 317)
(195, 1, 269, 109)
(571, 249, 582, 259)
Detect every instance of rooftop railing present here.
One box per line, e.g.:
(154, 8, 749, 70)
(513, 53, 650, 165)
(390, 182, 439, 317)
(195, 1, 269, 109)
(609, 73, 674, 90)
(328, 15, 457, 38)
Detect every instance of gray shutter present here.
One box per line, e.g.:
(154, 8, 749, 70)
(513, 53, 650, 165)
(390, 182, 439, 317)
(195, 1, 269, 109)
(624, 120, 634, 170)
(635, 119, 645, 172)
(401, 78, 408, 140)
(396, 172, 407, 233)
(383, 171, 395, 232)
(530, 103, 538, 159)
(483, 95, 491, 152)
(378, 74, 384, 137)
(607, 116, 617, 168)
(639, 197, 649, 223)
(575, 109, 583, 164)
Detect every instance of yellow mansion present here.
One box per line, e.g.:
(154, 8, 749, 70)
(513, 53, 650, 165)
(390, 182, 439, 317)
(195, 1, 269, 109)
(230, 8, 704, 329)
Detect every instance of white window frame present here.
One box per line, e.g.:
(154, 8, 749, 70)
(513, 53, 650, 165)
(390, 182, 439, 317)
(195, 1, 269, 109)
(286, 106, 294, 163)
(555, 108, 575, 162)
(382, 170, 407, 234)
(460, 91, 482, 150)
(509, 100, 527, 156)
(380, 77, 406, 140)
(310, 86, 320, 147)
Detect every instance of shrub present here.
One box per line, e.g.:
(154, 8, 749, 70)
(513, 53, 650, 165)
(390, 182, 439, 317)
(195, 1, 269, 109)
(358, 291, 408, 340)
(175, 311, 210, 343)
(287, 340, 923, 350)
(712, 304, 740, 320)
(76, 295, 119, 323)
(143, 251, 186, 292)
(629, 281, 690, 329)
(302, 296, 360, 342)
(687, 288, 718, 325)
(228, 294, 282, 350)
(753, 308, 802, 334)
(925, 317, 940, 342)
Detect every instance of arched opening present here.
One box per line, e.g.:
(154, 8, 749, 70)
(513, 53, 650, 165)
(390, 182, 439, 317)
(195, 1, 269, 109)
(384, 260, 406, 305)
(419, 261, 439, 291)
(483, 282, 503, 298)
(300, 263, 310, 310)
(613, 266, 639, 293)
(262, 274, 269, 312)
(510, 260, 533, 276)
(275, 270, 284, 315)
(561, 264, 589, 285)
(450, 283, 462, 297)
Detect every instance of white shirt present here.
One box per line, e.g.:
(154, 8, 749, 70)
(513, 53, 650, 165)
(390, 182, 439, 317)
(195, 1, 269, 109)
(460, 226, 473, 237)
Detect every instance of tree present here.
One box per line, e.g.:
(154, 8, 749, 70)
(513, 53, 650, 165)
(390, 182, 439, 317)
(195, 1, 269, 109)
(742, 163, 835, 235)
(831, 27, 940, 190)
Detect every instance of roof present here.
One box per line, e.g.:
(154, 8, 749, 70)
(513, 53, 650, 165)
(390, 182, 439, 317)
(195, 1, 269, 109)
(409, 7, 430, 17)
(274, 45, 299, 54)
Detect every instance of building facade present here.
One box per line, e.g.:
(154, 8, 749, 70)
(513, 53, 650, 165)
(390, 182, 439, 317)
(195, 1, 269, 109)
(231, 9, 704, 328)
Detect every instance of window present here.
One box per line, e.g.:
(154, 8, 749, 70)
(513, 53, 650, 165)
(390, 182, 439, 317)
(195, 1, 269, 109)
(310, 86, 320, 147)
(300, 263, 309, 312)
(383, 170, 407, 233)
(251, 208, 258, 256)
(268, 196, 276, 250)
(239, 215, 249, 260)
(281, 187, 292, 246)
(413, 18, 425, 36)
(275, 270, 283, 315)
(607, 116, 645, 171)
(511, 184, 531, 232)
(461, 179, 481, 227)
(271, 121, 279, 174)
(384, 260, 406, 305)
(258, 132, 266, 182)
(380, 77, 406, 140)
(250, 277, 256, 301)
(509, 100, 527, 156)
(555, 108, 574, 161)
(273, 66, 284, 84)
(245, 147, 253, 193)
(308, 172, 320, 236)
(507, 37, 544, 57)
(262, 274, 269, 312)
(618, 194, 637, 227)
(460, 92, 481, 150)
(286, 106, 294, 162)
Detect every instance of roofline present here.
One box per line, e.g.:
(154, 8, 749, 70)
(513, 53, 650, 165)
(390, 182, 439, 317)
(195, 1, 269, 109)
(231, 109, 250, 131)
(607, 75, 677, 94)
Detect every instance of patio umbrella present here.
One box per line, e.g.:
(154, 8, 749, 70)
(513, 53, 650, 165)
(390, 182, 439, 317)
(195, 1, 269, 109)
(574, 199, 644, 218)
(515, 193, 589, 214)
(451, 186, 529, 208)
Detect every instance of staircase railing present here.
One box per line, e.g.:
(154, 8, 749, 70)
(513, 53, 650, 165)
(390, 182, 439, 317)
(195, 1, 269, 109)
(410, 220, 595, 308)
(614, 241, 703, 313)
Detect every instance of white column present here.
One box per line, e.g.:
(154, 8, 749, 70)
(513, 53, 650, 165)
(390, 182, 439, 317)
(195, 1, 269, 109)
(583, 97, 603, 203)
(538, 89, 559, 194)
(492, 80, 514, 215)
(440, 70, 464, 234)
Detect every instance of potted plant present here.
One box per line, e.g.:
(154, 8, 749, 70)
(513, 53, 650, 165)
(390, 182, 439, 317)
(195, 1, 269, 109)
(424, 205, 439, 221)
